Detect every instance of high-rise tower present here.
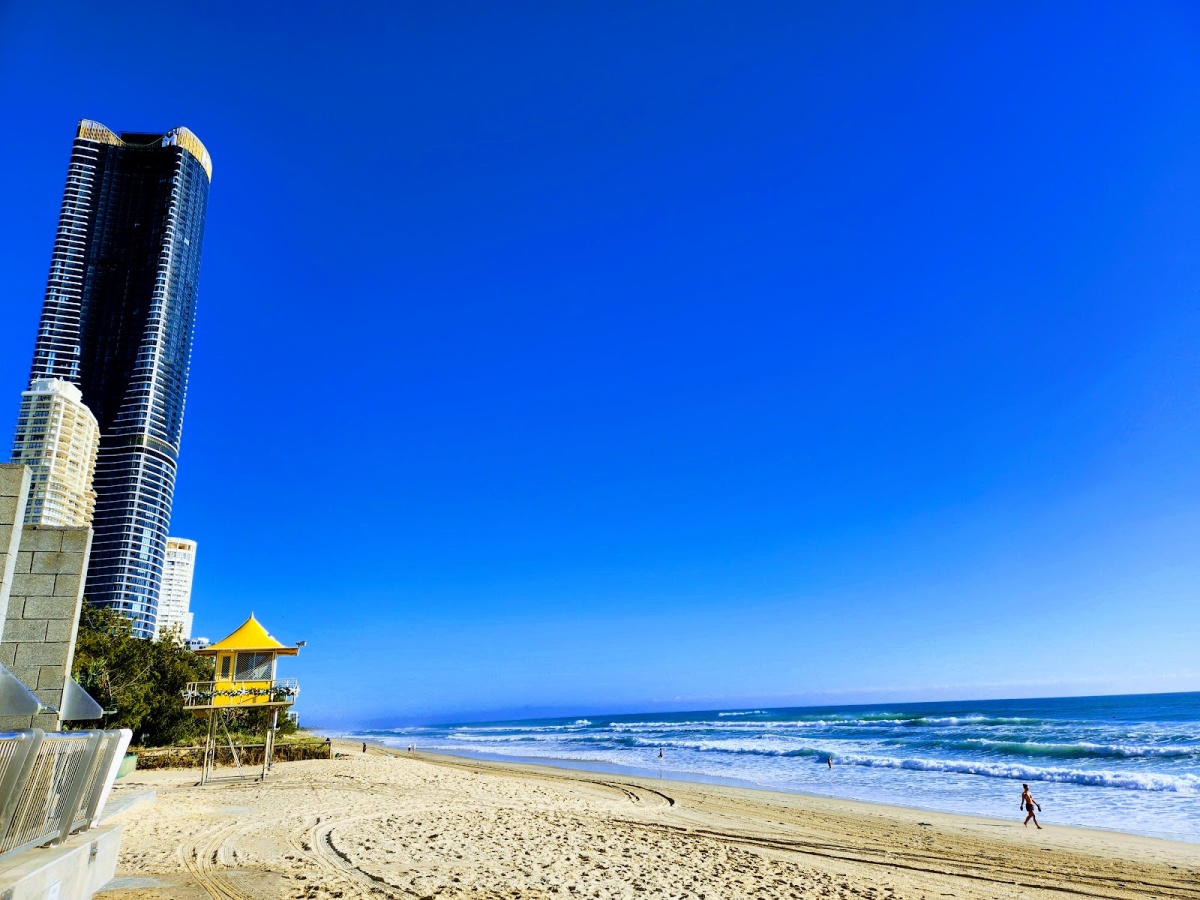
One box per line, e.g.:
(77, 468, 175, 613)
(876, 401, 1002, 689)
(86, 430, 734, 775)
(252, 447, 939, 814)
(25, 119, 211, 638)
(10, 378, 100, 527)
(157, 537, 197, 642)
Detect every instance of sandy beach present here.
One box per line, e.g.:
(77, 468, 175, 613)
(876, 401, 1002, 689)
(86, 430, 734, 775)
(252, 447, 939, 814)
(95, 739, 1200, 900)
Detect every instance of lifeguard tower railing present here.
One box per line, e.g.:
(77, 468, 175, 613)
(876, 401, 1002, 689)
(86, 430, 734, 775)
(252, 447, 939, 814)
(182, 680, 299, 709)
(0, 728, 131, 863)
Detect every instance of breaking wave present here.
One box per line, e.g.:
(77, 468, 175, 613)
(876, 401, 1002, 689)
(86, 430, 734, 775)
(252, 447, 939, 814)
(930, 739, 1196, 760)
(831, 754, 1200, 794)
(718, 710, 768, 717)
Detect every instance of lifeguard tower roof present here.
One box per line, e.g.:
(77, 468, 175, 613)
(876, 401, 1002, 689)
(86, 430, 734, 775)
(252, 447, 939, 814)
(194, 614, 298, 657)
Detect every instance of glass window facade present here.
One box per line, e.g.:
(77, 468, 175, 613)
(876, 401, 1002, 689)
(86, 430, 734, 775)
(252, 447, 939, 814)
(26, 121, 211, 639)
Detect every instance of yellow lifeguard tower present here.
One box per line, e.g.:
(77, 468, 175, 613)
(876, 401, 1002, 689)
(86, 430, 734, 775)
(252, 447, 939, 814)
(184, 615, 301, 783)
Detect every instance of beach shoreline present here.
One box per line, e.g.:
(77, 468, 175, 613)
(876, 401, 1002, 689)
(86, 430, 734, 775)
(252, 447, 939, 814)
(390, 741, 1200, 847)
(95, 737, 1200, 899)
(338, 694, 1200, 846)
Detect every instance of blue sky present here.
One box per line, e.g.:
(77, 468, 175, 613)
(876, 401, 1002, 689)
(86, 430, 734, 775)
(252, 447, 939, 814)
(2, 3, 1200, 725)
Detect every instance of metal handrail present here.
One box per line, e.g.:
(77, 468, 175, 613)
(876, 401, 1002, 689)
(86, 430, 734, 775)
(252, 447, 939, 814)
(0, 732, 94, 857)
(0, 728, 132, 863)
(82, 730, 132, 829)
(0, 732, 39, 836)
(67, 730, 126, 835)
(55, 730, 103, 845)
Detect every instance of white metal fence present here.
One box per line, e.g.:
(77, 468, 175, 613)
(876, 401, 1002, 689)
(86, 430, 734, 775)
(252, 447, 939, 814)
(0, 729, 131, 860)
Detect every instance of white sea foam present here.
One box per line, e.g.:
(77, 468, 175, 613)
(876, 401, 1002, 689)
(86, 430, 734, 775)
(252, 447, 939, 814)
(829, 754, 1200, 793)
(848, 715, 1042, 727)
(718, 710, 768, 717)
(447, 733, 544, 743)
(601, 714, 1042, 731)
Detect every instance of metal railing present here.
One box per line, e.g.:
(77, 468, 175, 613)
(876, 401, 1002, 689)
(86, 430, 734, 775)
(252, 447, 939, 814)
(182, 679, 299, 708)
(0, 728, 131, 862)
(71, 730, 129, 832)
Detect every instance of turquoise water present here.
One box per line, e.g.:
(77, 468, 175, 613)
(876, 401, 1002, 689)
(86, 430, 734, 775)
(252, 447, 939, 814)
(349, 692, 1200, 842)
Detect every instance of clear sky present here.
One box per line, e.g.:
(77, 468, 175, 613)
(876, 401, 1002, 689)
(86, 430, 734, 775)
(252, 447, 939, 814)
(2, 3, 1199, 726)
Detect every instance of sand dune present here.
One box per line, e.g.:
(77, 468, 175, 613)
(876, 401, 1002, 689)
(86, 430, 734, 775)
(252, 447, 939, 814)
(95, 739, 1200, 899)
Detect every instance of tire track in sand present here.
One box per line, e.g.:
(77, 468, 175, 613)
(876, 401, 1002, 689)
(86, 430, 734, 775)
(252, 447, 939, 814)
(180, 819, 255, 900)
(615, 819, 1200, 900)
(306, 811, 418, 898)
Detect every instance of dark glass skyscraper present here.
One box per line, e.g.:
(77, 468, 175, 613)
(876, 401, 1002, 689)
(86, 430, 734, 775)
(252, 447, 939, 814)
(25, 120, 211, 638)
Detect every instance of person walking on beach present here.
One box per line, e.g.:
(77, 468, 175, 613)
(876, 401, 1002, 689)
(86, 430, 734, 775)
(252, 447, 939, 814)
(362, 742, 367, 754)
(1021, 784, 1042, 829)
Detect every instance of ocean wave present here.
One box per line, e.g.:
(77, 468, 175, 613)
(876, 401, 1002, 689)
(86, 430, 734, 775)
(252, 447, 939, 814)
(446, 733, 543, 743)
(597, 737, 1200, 793)
(800, 713, 1041, 727)
(602, 715, 1042, 733)
(443, 729, 1195, 764)
(403, 732, 1200, 795)
(604, 721, 802, 735)
(898, 715, 1042, 728)
(450, 721, 595, 735)
(938, 739, 1197, 760)
(718, 710, 768, 717)
(830, 754, 1200, 793)
(624, 737, 829, 757)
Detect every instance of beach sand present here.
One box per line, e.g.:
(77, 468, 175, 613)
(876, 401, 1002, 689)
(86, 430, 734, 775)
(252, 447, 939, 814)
(95, 739, 1200, 899)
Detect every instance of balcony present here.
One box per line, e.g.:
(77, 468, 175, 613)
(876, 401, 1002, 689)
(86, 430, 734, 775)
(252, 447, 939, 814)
(181, 680, 299, 710)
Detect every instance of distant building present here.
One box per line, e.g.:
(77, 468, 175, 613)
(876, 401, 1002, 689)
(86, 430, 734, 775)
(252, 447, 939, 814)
(24, 119, 212, 638)
(157, 538, 197, 642)
(186, 636, 210, 652)
(10, 379, 99, 527)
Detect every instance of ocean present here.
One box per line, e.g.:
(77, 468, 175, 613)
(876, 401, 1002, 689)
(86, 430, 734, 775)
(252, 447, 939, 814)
(349, 692, 1200, 842)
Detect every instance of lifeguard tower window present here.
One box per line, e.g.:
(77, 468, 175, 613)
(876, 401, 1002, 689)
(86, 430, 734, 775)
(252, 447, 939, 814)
(220, 656, 231, 679)
(236, 652, 273, 680)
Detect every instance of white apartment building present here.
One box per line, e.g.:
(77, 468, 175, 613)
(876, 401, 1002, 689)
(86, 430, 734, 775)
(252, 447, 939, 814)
(157, 537, 197, 642)
(10, 378, 100, 527)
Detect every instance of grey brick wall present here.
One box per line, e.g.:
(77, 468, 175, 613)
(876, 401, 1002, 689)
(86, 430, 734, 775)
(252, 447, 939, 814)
(0, 524, 92, 731)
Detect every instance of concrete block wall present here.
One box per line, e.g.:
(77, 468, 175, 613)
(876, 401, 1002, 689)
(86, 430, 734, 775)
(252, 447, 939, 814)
(0, 464, 95, 730)
(0, 525, 92, 732)
(0, 465, 32, 634)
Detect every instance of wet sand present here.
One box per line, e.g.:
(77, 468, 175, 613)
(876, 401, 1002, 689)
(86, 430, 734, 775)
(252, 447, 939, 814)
(95, 739, 1200, 899)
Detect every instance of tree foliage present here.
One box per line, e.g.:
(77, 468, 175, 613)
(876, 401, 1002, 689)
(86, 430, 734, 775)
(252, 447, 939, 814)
(72, 606, 213, 745)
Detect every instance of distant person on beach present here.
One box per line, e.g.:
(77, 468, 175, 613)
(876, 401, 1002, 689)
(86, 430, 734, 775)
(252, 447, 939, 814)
(658, 747, 664, 759)
(362, 742, 367, 754)
(827, 755, 833, 769)
(1021, 784, 1042, 829)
